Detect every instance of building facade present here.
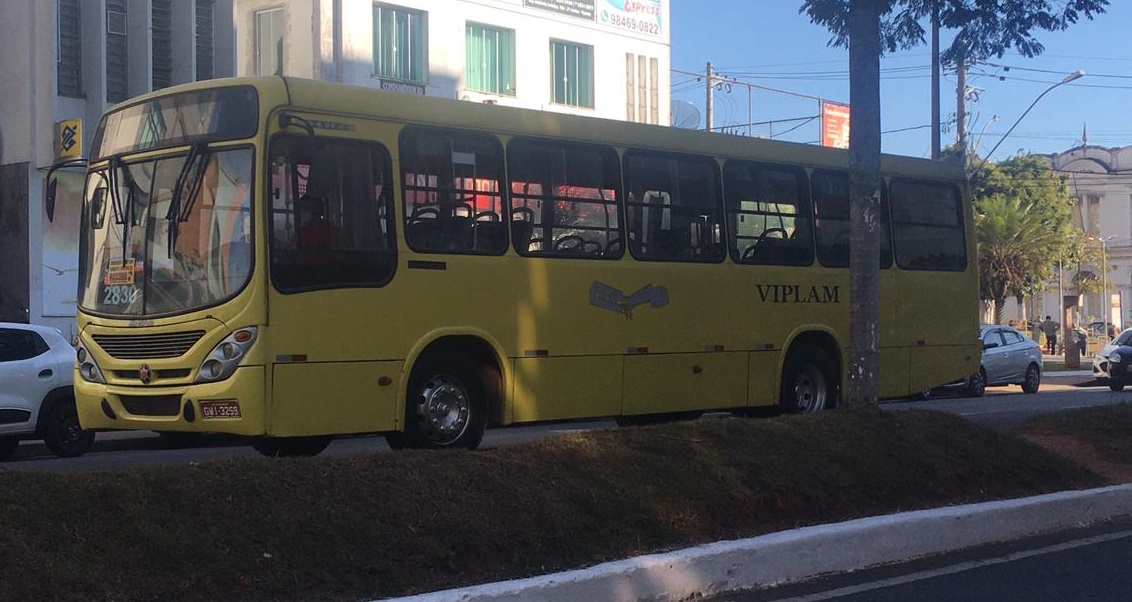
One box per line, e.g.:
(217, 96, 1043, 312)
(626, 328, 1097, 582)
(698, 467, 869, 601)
(232, 0, 670, 124)
(997, 145, 1132, 334)
(0, 0, 235, 333)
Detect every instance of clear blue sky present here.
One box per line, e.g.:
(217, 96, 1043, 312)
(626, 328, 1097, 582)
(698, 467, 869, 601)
(669, 1, 1132, 160)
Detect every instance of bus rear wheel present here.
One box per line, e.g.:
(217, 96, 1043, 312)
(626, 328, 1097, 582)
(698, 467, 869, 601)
(779, 344, 838, 413)
(402, 354, 486, 450)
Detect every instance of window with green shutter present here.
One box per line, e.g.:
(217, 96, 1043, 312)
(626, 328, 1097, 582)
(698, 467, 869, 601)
(550, 40, 593, 108)
(466, 23, 514, 96)
(373, 4, 427, 83)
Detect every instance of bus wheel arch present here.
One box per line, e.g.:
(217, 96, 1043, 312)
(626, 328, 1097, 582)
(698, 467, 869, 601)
(779, 332, 841, 413)
(395, 336, 501, 450)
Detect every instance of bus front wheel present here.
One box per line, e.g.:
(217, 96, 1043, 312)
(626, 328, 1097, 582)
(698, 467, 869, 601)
(402, 353, 487, 450)
(252, 436, 332, 457)
(779, 344, 838, 413)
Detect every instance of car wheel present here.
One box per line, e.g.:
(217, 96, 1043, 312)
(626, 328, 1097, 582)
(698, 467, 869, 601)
(403, 353, 487, 449)
(43, 398, 95, 458)
(1021, 364, 1041, 394)
(779, 344, 838, 413)
(965, 368, 987, 397)
(0, 436, 19, 461)
(252, 436, 332, 457)
(1109, 380, 1125, 392)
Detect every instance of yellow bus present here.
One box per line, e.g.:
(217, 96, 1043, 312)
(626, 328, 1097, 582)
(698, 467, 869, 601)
(48, 76, 979, 456)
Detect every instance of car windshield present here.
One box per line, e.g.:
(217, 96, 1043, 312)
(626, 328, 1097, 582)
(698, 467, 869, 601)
(77, 148, 254, 317)
(1114, 330, 1132, 347)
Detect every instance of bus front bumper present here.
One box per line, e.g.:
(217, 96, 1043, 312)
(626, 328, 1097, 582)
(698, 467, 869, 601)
(75, 366, 266, 436)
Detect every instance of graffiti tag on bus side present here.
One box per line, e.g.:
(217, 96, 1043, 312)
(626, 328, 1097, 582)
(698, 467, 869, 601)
(590, 282, 669, 319)
(756, 284, 840, 304)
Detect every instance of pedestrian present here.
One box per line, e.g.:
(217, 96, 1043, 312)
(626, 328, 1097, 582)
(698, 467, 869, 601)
(1039, 316, 1059, 355)
(1073, 324, 1088, 356)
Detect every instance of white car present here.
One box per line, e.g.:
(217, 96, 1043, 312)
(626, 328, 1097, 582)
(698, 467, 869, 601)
(0, 322, 94, 460)
(1092, 327, 1132, 382)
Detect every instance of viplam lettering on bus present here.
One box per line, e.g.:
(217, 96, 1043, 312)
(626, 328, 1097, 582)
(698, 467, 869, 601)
(755, 284, 840, 304)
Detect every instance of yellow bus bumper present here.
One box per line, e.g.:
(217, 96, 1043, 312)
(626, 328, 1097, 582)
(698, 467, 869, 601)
(75, 366, 266, 436)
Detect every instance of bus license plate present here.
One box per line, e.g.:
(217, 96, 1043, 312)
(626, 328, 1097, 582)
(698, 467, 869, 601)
(200, 400, 241, 419)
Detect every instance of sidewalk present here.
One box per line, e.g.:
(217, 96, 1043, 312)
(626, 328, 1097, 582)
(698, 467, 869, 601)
(1042, 352, 1097, 386)
(384, 485, 1132, 602)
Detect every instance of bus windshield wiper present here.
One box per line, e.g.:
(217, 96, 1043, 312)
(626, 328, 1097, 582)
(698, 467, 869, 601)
(166, 143, 208, 257)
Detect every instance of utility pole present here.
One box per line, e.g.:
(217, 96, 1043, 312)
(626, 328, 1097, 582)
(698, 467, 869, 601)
(955, 52, 967, 157)
(705, 61, 714, 132)
(931, 1, 941, 159)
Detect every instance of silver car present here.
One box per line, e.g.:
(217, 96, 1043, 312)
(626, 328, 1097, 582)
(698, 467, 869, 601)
(961, 325, 1043, 397)
(1091, 327, 1132, 382)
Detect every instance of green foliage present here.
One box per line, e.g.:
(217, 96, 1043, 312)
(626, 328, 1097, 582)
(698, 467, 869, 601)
(799, 1, 1108, 65)
(969, 156, 1076, 320)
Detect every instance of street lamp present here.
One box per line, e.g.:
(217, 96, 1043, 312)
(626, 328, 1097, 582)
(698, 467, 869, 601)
(1096, 235, 1115, 339)
(980, 70, 1085, 167)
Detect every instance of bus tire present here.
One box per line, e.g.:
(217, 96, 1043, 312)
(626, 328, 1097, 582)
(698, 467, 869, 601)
(779, 344, 838, 413)
(42, 397, 95, 458)
(252, 436, 332, 457)
(403, 353, 486, 450)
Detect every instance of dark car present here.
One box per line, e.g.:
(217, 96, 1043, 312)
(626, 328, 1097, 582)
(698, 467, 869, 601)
(1104, 345, 1132, 391)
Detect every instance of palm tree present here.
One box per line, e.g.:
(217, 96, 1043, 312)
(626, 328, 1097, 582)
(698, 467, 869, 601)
(976, 194, 1063, 324)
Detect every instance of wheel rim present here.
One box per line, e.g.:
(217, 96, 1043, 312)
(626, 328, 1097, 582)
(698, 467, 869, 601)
(418, 375, 471, 445)
(792, 364, 828, 412)
(972, 370, 986, 391)
(59, 407, 84, 445)
(1026, 367, 1040, 390)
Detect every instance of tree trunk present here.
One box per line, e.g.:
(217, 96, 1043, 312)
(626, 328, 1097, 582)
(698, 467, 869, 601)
(846, 0, 883, 409)
(993, 298, 1006, 325)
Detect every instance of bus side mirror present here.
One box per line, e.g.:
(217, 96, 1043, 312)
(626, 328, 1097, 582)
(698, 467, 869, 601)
(44, 158, 88, 223)
(45, 177, 58, 222)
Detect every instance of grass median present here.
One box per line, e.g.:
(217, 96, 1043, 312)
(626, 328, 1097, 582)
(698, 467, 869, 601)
(2, 405, 1128, 602)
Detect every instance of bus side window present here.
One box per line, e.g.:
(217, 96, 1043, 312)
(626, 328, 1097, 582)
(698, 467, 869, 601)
(723, 160, 813, 266)
(889, 179, 965, 271)
(812, 170, 893, 269)
(624, 150, 723, 263)
(507, 138, 622, 259)
(268, 136, 396, 292)
(399, 126, 506, 255)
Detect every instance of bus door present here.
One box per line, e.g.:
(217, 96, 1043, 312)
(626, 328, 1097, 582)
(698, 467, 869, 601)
(265, 122, 402, 437)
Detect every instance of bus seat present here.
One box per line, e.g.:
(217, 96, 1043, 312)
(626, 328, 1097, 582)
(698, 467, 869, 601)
(511, 220, 534, 253)
(441, 216, 474, 251)
(406, 219, 442, 251)
(472, 221, 507, 253)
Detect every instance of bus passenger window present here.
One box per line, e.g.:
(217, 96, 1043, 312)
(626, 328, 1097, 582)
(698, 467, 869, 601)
(624, 150, 723, 263)
(723, 161, 813, 266)
(811, 170, 893, 269)
(507, 138, 622, 259)
(889, 179, 965, 271)
(399, 126, 506, 255)
(268, 136, 396, 292)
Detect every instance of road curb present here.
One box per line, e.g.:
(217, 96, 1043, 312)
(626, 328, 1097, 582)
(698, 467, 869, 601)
(380, 484, 1132, 602)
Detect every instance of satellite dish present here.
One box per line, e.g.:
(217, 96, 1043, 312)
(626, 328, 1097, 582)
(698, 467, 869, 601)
(670, 100, 701, 129)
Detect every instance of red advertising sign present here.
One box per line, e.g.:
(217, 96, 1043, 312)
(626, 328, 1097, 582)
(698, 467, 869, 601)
(821, 102, 850, 149)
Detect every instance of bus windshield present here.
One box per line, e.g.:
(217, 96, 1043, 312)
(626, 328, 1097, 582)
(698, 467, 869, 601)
(78, 148, 254, 317)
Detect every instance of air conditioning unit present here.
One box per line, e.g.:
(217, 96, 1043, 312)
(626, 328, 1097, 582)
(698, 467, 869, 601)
(107, 11, 127, 36)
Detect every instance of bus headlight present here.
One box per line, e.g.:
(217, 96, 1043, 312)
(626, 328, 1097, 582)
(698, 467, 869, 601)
(194, 327, 258, 383)
(76, 342, 106, 383)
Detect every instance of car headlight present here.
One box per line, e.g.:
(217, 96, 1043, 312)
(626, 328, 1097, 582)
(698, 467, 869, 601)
(194, 327, 258, 383)
(76, 342, 106, 383)
(1111, 354, 1122, 364)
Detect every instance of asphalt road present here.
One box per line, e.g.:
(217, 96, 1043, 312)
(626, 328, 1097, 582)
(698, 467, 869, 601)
(3, 378, 1128, 471)
(709, 518, 1132, 602)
